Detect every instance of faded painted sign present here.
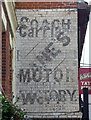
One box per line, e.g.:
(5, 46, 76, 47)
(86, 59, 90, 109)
(15, 9, 79, 115)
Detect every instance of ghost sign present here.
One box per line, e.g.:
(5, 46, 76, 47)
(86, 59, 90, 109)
(15, 9, 79, 116)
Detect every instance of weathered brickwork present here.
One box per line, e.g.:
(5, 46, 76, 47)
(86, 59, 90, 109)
(15, 9, 81, 118)
(2, 33, 6, 93)
(2, 28, 13, 98)
(15, 2, 77, 9)
(0, 1, 2, 91)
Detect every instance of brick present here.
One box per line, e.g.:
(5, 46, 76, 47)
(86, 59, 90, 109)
(15, 2, 77, 9)
(15, 8, 82, 118)
(2, 28, 13, 99)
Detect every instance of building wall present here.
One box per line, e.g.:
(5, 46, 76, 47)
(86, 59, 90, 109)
(1, 2, 17, 99)
(2, 31, 12, 98)
(0, 0, 2, 93)
(15, 2, 77, 9)
(15, 2, 82, 119)
(2, 3, 13, 98)
(1, 1, 89, 119)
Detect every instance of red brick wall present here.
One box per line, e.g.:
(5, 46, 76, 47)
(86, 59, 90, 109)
(15, 2, 77, 9)
(0, 0, 2, 94)
(1, 3, 13, 99)
(2, 32, 6, 93)
(2, 24, 13, 99)
(5, 23, 11, 97)
(9, 49, 13, 98)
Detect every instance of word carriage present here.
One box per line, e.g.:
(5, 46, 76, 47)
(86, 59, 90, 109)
(19, 17, 71, 39)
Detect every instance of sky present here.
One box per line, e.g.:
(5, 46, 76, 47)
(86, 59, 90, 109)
(85, 0, 91, 2)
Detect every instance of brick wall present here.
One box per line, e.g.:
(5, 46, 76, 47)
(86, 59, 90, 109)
(15, 2, 90, 65)
(1, 3, 14, 99)
(0, 0, 2, 94)
(15, 2, 77, 9)
(2, 26, 13, 99)
(2, 32, 6, 93)
(15, 1, 82, 118)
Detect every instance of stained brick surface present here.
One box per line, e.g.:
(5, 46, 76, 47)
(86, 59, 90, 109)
(15, 2, 77, 9)
(1, 3, 14, 99)
(15, 8, 81, 118)
(1, 1, 89, 119)
(0, 1, 2, 92)
(2, 29, 13, 98)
